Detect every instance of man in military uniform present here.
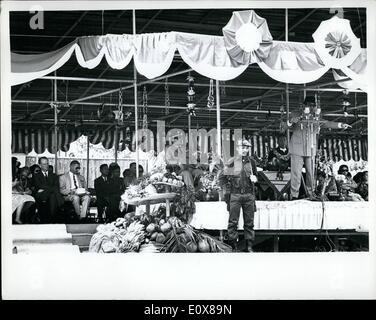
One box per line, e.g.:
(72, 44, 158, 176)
(288, 96, 351, 200)
(220, 139, 258, 252)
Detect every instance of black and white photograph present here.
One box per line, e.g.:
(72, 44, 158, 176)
(1, 0, 375, 300)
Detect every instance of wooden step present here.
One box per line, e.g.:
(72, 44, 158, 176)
(66, 223, 101, 252)
(66, 223, 100, 234)
(71, 233, 94, 248)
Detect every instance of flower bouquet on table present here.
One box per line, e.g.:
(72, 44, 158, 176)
(315, 155, 340, 200)
(121, 184, 149, 202)
(150, 171, 185, 193)
(198, 172, 221, 201)
(120, 177, 159, 210)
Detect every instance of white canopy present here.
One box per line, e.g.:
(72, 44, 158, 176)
(11, 14, 367, 90)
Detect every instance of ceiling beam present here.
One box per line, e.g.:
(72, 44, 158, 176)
(53, 11, 88, 49)
(276, 9, 318, 40)
(69, 68, 193, 104)
(131, 17, 221, 32)
(39, 76, 364, 94)
(12, 100, 367, 118)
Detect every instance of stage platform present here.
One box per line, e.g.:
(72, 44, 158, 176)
(12, 200, 369, 253)
(190, 200, 370, 231)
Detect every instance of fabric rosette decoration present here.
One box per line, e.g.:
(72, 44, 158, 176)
(222, 10, 273, 66)
(312, 16, 361, 69)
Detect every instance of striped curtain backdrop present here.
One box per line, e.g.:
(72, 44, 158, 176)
(12, 127, 84, 154)
(12, 127, 368, 161)
(11, 127, 130, 154)
(89, 127, 128, 150)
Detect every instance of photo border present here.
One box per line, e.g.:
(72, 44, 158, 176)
(1, 0, 376, 300)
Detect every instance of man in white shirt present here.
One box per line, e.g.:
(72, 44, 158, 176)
(59, 160, 91, 220)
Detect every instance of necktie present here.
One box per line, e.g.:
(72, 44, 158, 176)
(44, 172, 48, 180)
(73, 174, 78, 189)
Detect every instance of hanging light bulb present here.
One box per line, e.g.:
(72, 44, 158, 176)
(187, 103, 197, 116)
(113, 110, 122, 120)
(342, 89, 350, 117)
(164, 78, 170, 115)
(186, 73, 196, 115)
(187, 87, 195, 96)
(314, 94, 321, 120)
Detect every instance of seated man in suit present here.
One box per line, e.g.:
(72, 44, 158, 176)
(94, 164, 110, 223)
(107, 163, 126, 222)
(59, 160, 91, 221)
(267, 136, 290, 173)
(32, 157, 64, 223)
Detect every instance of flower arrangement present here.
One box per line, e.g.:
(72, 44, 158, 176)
(150, 171, 185, 187)
(121, 184, 149, 204)
(121, 170, 185, 203)
(317, 158, 335, 178)
(199, 172, 221, 193)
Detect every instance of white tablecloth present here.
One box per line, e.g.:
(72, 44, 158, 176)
(190, 201, 370, 231)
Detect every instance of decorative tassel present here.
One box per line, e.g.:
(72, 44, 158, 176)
(207, 79, 215, 109)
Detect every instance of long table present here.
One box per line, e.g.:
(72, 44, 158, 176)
(190, 200, 369, 251)
(190, 200, 370, 231)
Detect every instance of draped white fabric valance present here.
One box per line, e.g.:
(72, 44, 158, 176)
(258, 41, 330, 84)
(11, 31, 367, 89)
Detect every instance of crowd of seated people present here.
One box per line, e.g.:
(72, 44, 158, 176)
(335, 165, 367, 201)
(11, 157, 146, 224)
(11, 152, 369, 224)
(315, 164, 368, 201)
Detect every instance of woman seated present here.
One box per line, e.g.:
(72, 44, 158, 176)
(12, 167, 35, 224)
(353, 171, 368, 201)
(336, 165, 364, 201)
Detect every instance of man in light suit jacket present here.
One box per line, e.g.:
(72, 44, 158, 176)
(59, 160, 91, 220)
(287, 97, 351, 200)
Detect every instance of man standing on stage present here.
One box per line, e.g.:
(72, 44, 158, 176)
(288, 96, 351, 200)
(220, 139, 258, 252)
